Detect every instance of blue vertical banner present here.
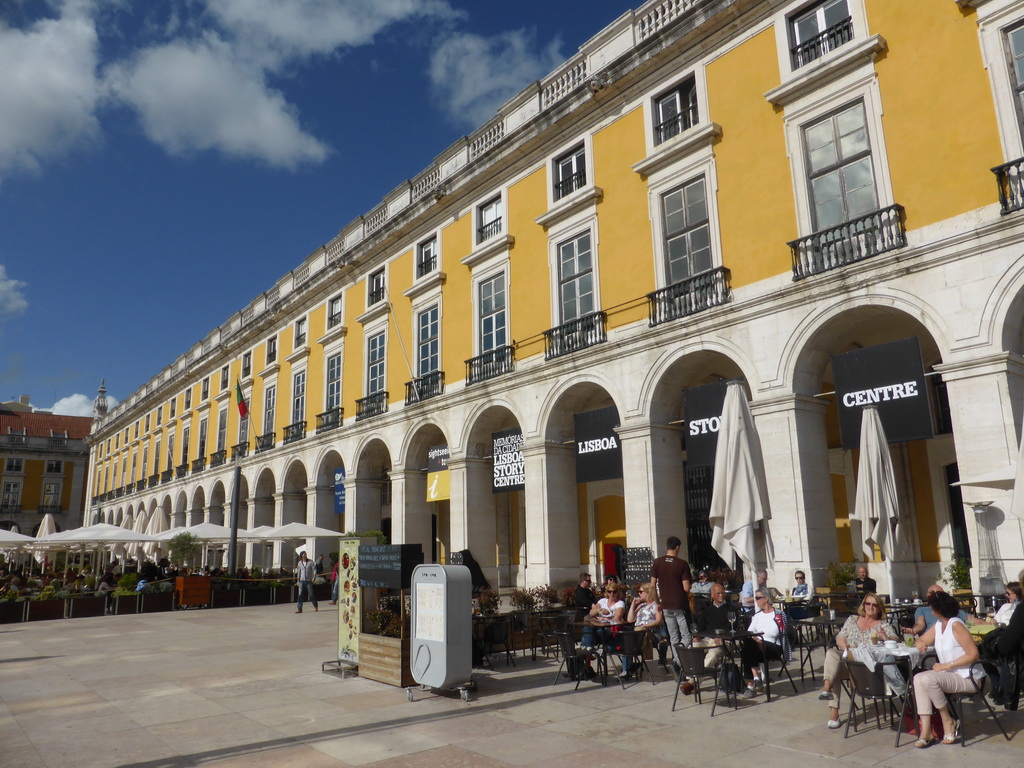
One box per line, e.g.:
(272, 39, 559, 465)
(334, 466, 346, 515)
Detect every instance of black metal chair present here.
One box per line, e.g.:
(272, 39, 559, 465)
(481, 616, 515, 668)
(552, 630, 602, 689)
(509, 610, 531, 660)
(671, 644, 734, 715)
(793, 606, 823, 683)
(612, 629, 655, 689)
(943, 668, 1010, 747)
(533, 611, 574, 661)
(843, 659, 910, 744)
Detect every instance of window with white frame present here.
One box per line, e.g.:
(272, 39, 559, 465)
(654, 78, 698, 145)
(201, 377, 210, 400)
(790, 0, 852, 69)
(367, 332, 386, 394)
(167, 435, 175, 470)
(198, 419, 207, 457)
(326, 353, 342, 409)
(169, 399, 176, 418)
(663, 178, 713, 284)
(134, 422, 139, 439)
(477, 196, 503, 243)
(553, 145, 587, 200)
(292, 371, 306, 423)
(417, 237, 438, 278)
(479, 273, 507, 352)
(184, 388, 192, 410)
(803, 101, 877, 230)
(5, 458, 23, 473)
(220, 366, 229, 389)
(2, 481, 21, 509)
(417, 305, 439, 376)
(368, 269, 386, 306)
(327, 295, 343, 328)
(41, 482, 60, 510)
(295, 318, 307, 347)
(154, 440, 161, 472)
(263, 386, 276, 436)
(141, 446, 148, 478)
(45, 459, 63, 474)
(242, 351, 252, 378)
(156, 407, 162, 426)
(145, 414, 150, 432)
(217, 407, 227, 451)
(557, 232, 595, 322)
(1007, 24, 1024, 143)
(130, 451, 137, 481)
(238, 413, 249, 446)
(120, 457, 128, 486)
(266, 336, 278, 364)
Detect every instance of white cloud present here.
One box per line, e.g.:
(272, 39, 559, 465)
(0, 265, 28, 315)
(0, 0, 102, 183)
(429, 30, 564, 127)
(47, 392, 118, 417)
(105, 35, 329, 168)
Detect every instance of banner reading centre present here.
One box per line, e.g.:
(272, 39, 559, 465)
(682, 380, 730, 467)
(492, 428, 525, 493)
(574, 406, 623, 483)
(831, 337, 933, 449)
(426, 444, 450, 502)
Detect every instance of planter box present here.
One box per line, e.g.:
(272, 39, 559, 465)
(175, 576, 212, 608)
(0, 601, 25, 623)
(67, 596, 107, 618)
(26, 598, 66, 621)
(212, 589, 242, 609)
(141, 592, 174, 613)
(272, 585, 295, 605)
(358, 634, 413, 687)
(242, 588, 272, 606)
(113, 595, 140, 615)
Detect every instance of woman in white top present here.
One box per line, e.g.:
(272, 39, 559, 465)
(912, 591, 985, 747)
(582, 584, 626, 648)
(739, 590, 784, 698)
(982, 582, 1020, 627)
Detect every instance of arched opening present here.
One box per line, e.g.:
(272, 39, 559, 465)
(173, 492, 187, 528)
(353, 439, 392, 541)
(313, 450, 346, 558)
(189, 486, 206, 528)
(252, 467, 276, 569)
(404, 423, 449, 565)
(208, 481, 226, 525)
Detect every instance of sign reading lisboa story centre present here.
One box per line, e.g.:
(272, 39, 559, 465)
(831, 337, 933, 450)
(682, 380, 730, 467)
(574, 407, 623, 483)
(492, 428, 525, 493)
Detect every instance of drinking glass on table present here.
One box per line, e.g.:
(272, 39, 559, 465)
(727, 611, 737, 632)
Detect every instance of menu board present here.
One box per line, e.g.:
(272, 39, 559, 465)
(358, 544, 423, 589)
(337, 537, 361, 662)
(414, 582, 445, 642)
(622, 547, 653, 585)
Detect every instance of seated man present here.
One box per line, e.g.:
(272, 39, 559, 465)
(574, 573, 596, 613)
(854, 566, 877, 595)
(905, 584, 969, 635)
(691, 570, 713, 595)
(695, 582, 731, 668)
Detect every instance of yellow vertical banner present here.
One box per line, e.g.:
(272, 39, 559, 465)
(426, 444, 450, 502)
(337, 537, 362, 662)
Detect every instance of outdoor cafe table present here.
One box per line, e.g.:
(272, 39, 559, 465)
(848, 642, 923, 696)
(574, 619, 636, 685)
(798, 614, 848, 646)
(690, 629, 766, 701)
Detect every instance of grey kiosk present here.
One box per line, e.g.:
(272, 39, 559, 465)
(408, 564, 473, 701)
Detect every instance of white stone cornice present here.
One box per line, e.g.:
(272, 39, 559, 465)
(317, 324, 348, 347)
(195, 401, 211, 415)
(933, 352, 1024, 382)
(535, 186, 604, 229)
(285, 345, 311, 365)
(632, 122, 722, 178)
(355, 301, 389, 326)
(764, 35, 887, 107)
(214, 389, 231, 404)
(402, 271, 447, 300)
(258, 362, 280, 379)
(461, 234, 515, 270)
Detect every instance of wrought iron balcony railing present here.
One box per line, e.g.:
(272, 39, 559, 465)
(316, 407, 344, 434)
(175, 464, 188, 479)
(191, 457, 206, 474)
(477, 217, 502, 242)
(40, 503, 62, 513)
(405, 371, 445, 405)
(356, 391, 389, 422)
(161, 469, 173, 483)
(466, 345, 515, 385)
(655, 105, 698, 145)
(647, 267, 731, 327)
(210, 450, 227, 468)
(231, 442, 249, 461)
(283, 421, 307, 444)
(327, 311, 343, 329)
(148, 474, 160, 488)
(993, 157, 1024, 215)
(368, 286, 386, 306)
(255, 432, 275, 452)
(791, 16, 853, 69)
(115, 486, 125, 497)
(0, 503, 20, 513)
(788, 204, 906, 281)
(554, 170, 586, 200)
(135, 480, 147, 492)
(543, 311, 607, 360)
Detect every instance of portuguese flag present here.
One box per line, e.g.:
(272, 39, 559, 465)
(235, 382, 248, 418)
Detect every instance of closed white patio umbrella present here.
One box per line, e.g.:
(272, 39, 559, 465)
(852, 406, 901, 563)
(144, 508, 170, 560)
(32, 513, 58, 564)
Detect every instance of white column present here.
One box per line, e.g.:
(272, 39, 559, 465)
(617, 421, 686, 554)
(522, 439, 579, 587)
(390, 469, 433, 558)
(449, 455, 499, 586)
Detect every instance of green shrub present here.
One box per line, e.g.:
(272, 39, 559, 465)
(825, 560, 858, 590)
(118, 573, 139, 591)
(943, 556, 972, 591)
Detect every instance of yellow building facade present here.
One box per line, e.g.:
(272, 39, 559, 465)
(88, 0, 1024, 594)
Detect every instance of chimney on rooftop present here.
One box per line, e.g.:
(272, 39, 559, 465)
(19, 395, 29, 405)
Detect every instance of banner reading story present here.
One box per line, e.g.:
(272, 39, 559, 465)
(426, 444, 450, 501)
(337, 537, 361, 663)
(682, 380, 730, 467)
(574, 406, 623, 483)
(831, 337, 933, 449)
(492, 427, 525, 493)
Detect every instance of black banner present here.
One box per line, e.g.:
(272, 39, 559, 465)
(831, 337, 933, 449)
(492, 428, 524, 493)
(683, 380, 729, 467)
(574, 406, 623, 483)
(358, 544, 424, 590)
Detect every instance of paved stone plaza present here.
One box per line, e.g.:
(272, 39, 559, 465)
(1, 604, 1021, 768)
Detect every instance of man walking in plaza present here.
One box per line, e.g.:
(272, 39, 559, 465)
(295, 551, 318, 614)
(650, 536, 692, 652)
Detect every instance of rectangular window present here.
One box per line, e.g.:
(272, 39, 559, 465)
(295, 318, 307, 347)
(368, 269, 386, 306)
(154, 440, 161, 472)
(145, 415, 151, 433)
(790, 0, 852, 69)
(5, 458, 23, 473)
(558, 232, 595, 322)
(217, 407, 228, 452)
(417, 237, 438, 278)
(804, 102, 877, 230)
(167, 435, 174, 470)
(141, 446, 148, 478)
(326, 353, 342, 409)
(479, 274, 507, 352)
(45, 460, 62, 474)
(184, 388, 192, 410)
(198, 420, 208, 458)
(292, 371, 306, 423)
(120, 457, 128, 486)
(553, 145, 586, 200)
(133, 423, 139, 439)
(1007, 25, 1024, 141)
(367, 332, 386, 394)
(266, 336, 278, 364)
(477, 196, 503, 243)
(42, 482, 60, 509)
(663, 178, 712, 284)
(264, 386, 276, 435)
(417, 305, 440, 376)
(156, 407, 162, 425)
(220, 366, 229, 389)
(238, 413, 249, 446)
(169, 399, 176, 418)
(201, 377, 210, 400)
(2, 481, 20, 509)
(181, 427, 190, 465)
(242, 351, 252, 378)
(327, 295, 343, 328)
(654, 78, 697, 144)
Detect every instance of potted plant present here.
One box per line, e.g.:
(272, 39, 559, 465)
(943, 556, 972, 591)
(0, 589, 25, 623)
(26, 584, 67, 621)
(359, 594, 413, 687)
(169, 533, 211, 608)
(67, 589, 106, 618)
(140, 580, 174, 612)
(531, 584, 559, 611)
(241, 578, 273, 606)
(825, 560, 857, 591)
(509, 588, 536, 612)
(477, 588, 499, 616)
(560, 585, 577, 609)
(112, 585, 140, 615)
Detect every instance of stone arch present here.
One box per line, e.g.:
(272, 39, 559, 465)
(352, 437, 392, 542)
(208, 480, 227, 526)
(189, 485, 206, 527)
(312, 449, 346, 546)
(173, 491, 188, 528)
(402, 421, 450, 564)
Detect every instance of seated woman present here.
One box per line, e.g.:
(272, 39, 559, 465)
(983, 582, 1020, 626)
(817, 592, 898, 728)
(912, 591, 986, 747)
(740, 590, 785, 698)
(582, 584, 625, 649)
(691, 570, 713, 595)
(791, 570, 809, 596)
(620, 584, 664, 677)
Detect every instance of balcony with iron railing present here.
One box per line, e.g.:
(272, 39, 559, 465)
(316, 407, 343, 434)
(543, 312, 607, 360)
(283, 421, 306, 444)
(405, 371, 445, 405)
(175, 464, 188, 479)
(788, 204, 906, 281)
(161, 469, 173, 483)
(148, 474, 160, 488)
(1, 503, 20, 513)
(791, 16, 853, 69)
(115, 487, 125, 498)
(231, 442, 249, 461)
(327, 310, 344, 329)
(255, 432, 275, 452)
(191, 457, 206, 474)
(647, 266, 731, 327)
(135, 480, 147, 493)
(368, 285, 386, 306)
(993, 158, 1024, 215)
(554, 171, 586, 201)
(210, 450, 227, 468)
(356, 392, 389, 422)
(466, 345, 515, 385)
(477, 217, 502, 243)
(40, 503, 62, 513)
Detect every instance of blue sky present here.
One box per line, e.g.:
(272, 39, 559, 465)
(0, 0, 634, 415)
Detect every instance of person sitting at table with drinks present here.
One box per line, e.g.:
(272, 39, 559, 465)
(791, 570, 809, 597)
(582, 584, 626, 649)
(695, 582, 732, 670)
(854, 565, 877, 595)
(981, 582, 1020, 626)
(691, 570, 713, 595)
(817, 592, 899, 729)
(740, 569, 768, 613)
(912, 590, 986, 747)
(740, 590, 785, 698)
(620, 583, 664, 678)
(904, 584, 969, 636)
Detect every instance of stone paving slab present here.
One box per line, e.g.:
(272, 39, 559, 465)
(1, 603, 1022, 768)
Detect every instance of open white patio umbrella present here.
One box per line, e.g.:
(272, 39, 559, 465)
(708, 380, 775, 573)
(264, 522, 343, 539)
(951, 463, 1016, 491)
(852, 406, 901, 563)
(156, 522, 234, 541)
(0, 528, 35, 545)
